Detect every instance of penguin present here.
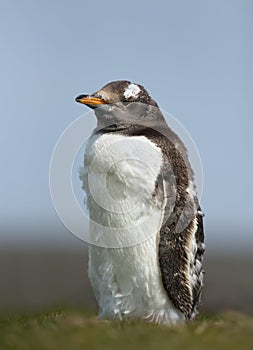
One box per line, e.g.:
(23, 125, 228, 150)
(76, 80, 205, 324)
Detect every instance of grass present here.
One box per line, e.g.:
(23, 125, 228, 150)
(0, 309, 253, 350)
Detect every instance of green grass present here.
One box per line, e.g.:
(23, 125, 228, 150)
(0, 309, 252, 350)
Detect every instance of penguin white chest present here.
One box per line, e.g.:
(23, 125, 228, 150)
(80, 132, 184, 324)
(80, 132, 164, 246)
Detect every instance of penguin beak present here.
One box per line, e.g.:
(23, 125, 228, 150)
(75, 94, 107, 108)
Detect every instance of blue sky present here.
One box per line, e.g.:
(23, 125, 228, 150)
(0, 0, 252, 247)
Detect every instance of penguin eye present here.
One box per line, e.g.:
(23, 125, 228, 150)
(92, 93, 103, 99)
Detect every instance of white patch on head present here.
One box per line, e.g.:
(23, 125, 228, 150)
(123, 83, 141, 99)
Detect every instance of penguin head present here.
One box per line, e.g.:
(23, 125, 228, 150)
(75, 80, 158, 108)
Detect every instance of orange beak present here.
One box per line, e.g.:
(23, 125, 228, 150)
(75, 94, 107, 107)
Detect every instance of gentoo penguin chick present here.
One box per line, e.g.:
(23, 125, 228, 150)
(76, 80, 205, 324)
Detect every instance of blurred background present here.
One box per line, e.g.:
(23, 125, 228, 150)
(0, 0, 252, 315)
